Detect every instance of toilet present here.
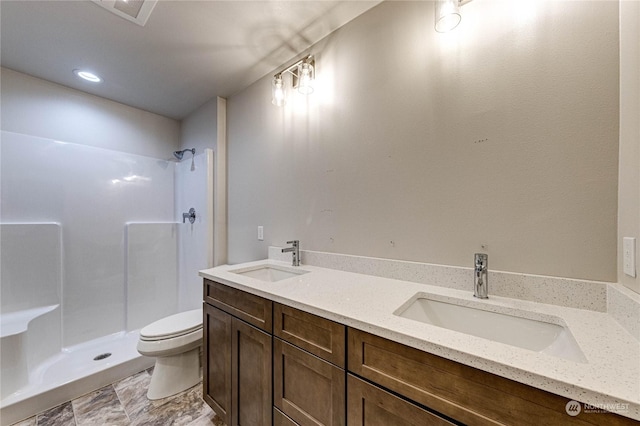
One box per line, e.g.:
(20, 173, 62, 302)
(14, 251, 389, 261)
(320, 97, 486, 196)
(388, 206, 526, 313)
(137, 308, 203, 400)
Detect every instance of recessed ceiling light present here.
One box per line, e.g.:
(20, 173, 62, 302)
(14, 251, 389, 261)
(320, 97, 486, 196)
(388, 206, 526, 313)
(73, 69, 102, 83)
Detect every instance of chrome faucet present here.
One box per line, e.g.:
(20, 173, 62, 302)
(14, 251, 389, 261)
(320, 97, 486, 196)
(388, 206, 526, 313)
(474, 253, 488, 299)
(282, 240, 300, 266)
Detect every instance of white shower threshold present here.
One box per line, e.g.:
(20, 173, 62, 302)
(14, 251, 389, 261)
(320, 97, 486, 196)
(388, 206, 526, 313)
(0, 330, 154, 426)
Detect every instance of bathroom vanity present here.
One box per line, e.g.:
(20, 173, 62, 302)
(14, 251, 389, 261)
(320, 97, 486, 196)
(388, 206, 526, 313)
(201, 260, 640, 425)
(203, 279, 345, 425)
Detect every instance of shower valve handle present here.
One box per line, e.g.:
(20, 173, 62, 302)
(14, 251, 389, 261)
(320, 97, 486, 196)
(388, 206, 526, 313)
(183, 208, 196, 224)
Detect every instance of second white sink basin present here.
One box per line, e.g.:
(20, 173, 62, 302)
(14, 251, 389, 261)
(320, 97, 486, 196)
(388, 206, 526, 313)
(230, 264, 309, 282)
(395, 294, 587, 363)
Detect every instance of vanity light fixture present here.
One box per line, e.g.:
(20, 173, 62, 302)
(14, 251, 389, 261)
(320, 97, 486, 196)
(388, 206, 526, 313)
(271, 55, 315, 106)
(73, 69, 102, 83)
(435, 0, 473, 33)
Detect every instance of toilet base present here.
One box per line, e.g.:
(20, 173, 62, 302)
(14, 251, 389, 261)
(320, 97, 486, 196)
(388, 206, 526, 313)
(147, 346, 201, 400)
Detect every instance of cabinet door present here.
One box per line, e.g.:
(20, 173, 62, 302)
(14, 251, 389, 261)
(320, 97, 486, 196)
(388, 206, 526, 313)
(203, 303, 232, 426)
(232, 317, 273, 426)
(347, 375, 455, 426)
(274, 338, 345, 426)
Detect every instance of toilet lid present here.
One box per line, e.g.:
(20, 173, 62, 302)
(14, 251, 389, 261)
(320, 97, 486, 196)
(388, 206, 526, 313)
(140, 308, 202, 340)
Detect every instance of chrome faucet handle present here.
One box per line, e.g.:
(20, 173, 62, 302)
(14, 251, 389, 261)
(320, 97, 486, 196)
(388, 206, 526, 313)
(474, 253, 488, 299)
(182, 208, 196, 224)
(286, 240, 299, 246)
(475, 253, 487, 269)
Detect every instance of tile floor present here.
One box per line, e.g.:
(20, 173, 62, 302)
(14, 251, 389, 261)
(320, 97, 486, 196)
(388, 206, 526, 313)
(11, 369, 225, 426)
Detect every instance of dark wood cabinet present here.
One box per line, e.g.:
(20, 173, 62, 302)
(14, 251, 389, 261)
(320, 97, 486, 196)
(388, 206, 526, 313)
(203, 281, 273, 426)
(204, 279, 636, 426)
(274, 408, 298, 426)
(203, 303, 232, 425)
(232, 317, 272, 426)
(347, 374, 456, 426)
(204, 279, 272, 332)
(274, 302, 345, 368)
(347, 328, 636, 426)
(273, 338, 345, 426)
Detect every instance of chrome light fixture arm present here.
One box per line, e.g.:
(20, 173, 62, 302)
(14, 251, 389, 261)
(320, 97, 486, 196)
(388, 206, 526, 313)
(275, 55, 315, 87)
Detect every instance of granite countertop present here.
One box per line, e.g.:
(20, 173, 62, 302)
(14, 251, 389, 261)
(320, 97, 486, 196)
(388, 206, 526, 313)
(200, 259, 640, 421)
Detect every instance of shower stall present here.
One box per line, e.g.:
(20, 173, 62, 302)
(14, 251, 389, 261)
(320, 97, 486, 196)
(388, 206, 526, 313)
(0, 131, 213, 425)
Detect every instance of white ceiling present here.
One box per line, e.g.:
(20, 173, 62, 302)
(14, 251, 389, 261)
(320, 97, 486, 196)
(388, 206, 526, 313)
(0, 0, 380, 119)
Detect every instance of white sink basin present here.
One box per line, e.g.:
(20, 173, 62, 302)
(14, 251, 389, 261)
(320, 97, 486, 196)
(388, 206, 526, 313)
(395, 295, 587, 363)
(230, 264, 309, 282)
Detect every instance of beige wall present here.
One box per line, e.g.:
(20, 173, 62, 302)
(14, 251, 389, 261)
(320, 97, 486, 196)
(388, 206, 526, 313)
(227, 1, 620, 282)
(180, 98, 217, 153)
(618, 0, 640, 293)
(1, 68, 180, 158)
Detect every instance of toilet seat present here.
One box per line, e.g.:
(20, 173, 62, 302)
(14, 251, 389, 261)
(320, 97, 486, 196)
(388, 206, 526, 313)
(140, 309, 202, 341)
(137, 308, 203, 358)
(136, 308, 204, 400)
(137, 327, 202, 358)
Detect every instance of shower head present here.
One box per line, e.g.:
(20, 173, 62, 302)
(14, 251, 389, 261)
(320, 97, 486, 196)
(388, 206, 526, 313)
(173, 148, 195, 161)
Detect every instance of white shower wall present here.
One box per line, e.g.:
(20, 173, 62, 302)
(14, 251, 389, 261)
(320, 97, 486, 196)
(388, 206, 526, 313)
(175, 149, 214, 312)
(0, 131, 176, 346)
(125, 223, 178, 331)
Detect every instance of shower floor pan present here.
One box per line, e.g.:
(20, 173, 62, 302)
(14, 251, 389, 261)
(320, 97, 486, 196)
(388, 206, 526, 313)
(0, 330, 153, 426)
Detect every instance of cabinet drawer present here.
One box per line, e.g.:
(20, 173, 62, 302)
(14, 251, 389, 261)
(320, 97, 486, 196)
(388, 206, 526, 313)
(347, 374, 455, 426)
(274, 408, 299, 426)
(348, 328, 635, 426)
(274, 338, 345, 426)
(274, 303, 345, 367)
(204, 279, 272, 332)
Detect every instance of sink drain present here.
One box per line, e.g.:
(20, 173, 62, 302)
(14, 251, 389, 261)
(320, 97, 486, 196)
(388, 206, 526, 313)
(93, 353, 112, 361)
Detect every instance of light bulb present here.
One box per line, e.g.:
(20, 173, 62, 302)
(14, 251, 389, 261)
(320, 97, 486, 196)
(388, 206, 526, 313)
(272, 75, 285, 106)
(73, 69, 102, 83)
(435, 0, 461, 33)
(297, 62, 314, 95)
